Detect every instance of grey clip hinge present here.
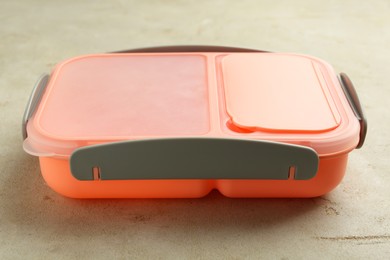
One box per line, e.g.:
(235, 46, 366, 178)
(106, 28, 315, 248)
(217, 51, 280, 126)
(111, 45, 270, 54)
(22, 74, 50, 140)
(339, 73, 367, 149)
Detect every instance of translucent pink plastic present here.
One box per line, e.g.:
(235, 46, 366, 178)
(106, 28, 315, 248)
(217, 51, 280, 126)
(222, 54, 341, 132)
(36, 55, 210, 139)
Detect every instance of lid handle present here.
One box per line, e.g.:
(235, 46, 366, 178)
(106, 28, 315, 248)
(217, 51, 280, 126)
(339, 73, 367, 148)
(70, 138, 318, 181)
(111, 45, 269, 53)
(22, 74, 49, 140)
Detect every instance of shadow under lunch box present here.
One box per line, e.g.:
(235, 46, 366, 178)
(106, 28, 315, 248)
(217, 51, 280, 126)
(22, 46, 367, 198)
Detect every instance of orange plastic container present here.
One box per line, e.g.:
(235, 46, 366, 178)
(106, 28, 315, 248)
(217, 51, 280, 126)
(22, 46, 367, 198)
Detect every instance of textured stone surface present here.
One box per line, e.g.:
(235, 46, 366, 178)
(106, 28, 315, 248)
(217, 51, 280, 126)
(0, 0, 389, 258)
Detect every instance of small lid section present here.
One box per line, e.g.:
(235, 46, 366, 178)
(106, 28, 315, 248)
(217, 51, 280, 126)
(34, 54, 210, 140)
(222, 54, 341, 133)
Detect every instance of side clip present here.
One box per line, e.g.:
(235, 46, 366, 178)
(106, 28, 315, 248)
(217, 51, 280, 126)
(339, 73, 367, 148)
(111, 45, 269, 53)
(22, 74, 49, 140)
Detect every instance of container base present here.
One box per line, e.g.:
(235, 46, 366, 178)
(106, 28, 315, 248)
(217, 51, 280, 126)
(39, 154, 348, 198)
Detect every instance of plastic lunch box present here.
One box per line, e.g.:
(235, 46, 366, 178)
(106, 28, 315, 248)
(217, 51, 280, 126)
(22, 46, 367, 198)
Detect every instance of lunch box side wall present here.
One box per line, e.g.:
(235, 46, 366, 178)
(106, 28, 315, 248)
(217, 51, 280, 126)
(38, 153, 348, 198)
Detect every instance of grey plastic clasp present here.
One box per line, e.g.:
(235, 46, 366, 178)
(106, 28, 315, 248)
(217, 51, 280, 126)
(339, 73, 367, 149)
(111, 45, 269, 53)
(70, 138, 319, 181)
(22, 74, 49, 140)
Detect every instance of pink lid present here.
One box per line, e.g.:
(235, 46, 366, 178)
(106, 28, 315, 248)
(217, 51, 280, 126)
(24, 52, 361, 157)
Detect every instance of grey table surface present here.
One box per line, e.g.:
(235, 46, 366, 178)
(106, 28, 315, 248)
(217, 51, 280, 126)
(1, 0, 389, 259)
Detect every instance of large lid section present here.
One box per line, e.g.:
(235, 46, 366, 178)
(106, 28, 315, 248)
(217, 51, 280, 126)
(221, 53, 341, 133)
(34, 54, 210, 140)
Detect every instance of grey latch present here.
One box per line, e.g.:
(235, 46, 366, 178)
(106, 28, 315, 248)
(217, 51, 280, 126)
(111, 45, 269, 54)
(70, 138, 319, 181)
(339, 73, 367, 149)
(22, 74, 49, 140)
